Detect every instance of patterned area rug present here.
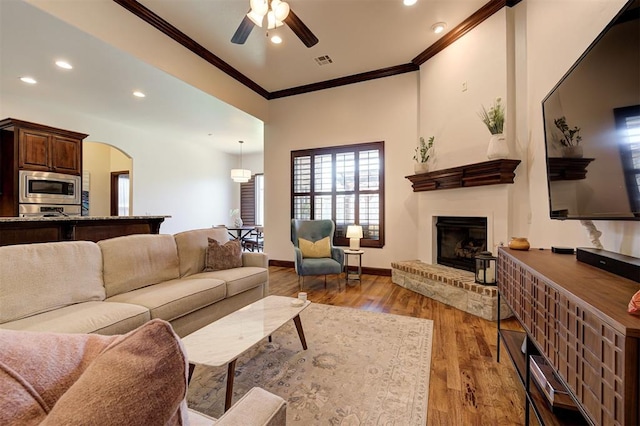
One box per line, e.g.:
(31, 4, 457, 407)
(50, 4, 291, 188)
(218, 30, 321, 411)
(187, 303, 433, 425)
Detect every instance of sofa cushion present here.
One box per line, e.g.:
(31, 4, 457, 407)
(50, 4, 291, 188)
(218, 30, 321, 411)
(106, 278, 226, 322)
(99, 234, 180, 298)
(205, 238, 243, 271)
(174, 227, 230, 277)
(0, 241, 105, 324)
(0, 301, 150, 335)
(187, 267, 268, 298)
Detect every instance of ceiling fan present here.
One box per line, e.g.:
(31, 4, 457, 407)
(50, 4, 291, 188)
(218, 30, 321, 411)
(231, 0, 319, 47)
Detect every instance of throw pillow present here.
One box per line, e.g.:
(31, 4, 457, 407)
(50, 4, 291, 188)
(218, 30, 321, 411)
(204, 238, 243, 271)
(298, 236, 331, 258)
(41, 319, 189, 426)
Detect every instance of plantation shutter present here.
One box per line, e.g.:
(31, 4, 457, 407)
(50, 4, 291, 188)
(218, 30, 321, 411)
(240, 176, 256, 225)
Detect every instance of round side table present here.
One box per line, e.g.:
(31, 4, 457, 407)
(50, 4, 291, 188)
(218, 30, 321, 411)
(343, 249, 364, 285)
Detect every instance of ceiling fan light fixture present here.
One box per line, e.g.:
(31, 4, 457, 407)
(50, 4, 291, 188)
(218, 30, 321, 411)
(249, 0, 268, 16)
(267, 10, 276, 29)
(247, 10, 264, 27)
(272, 0, 290, 21)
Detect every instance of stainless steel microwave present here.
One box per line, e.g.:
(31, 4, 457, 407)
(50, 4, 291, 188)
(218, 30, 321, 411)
(19, 170, 81, 205)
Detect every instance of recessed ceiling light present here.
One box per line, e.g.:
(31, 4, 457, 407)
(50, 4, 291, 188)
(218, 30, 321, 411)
(19, 76, 37, 84)
(403, 0, 417, 5)
(431, 22, 446, 34)
(271, 35, 283, 44)
(55, 60, 73, 70)
(132, 91, 146, 98)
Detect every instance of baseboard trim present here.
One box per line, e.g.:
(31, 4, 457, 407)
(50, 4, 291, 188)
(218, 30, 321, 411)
(268, 259, 391, 276)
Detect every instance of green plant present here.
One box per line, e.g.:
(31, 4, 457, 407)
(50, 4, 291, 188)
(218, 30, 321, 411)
(553, 116, 582, 147)
(478, 98, 505, 135)
(413, 136, 434, 163)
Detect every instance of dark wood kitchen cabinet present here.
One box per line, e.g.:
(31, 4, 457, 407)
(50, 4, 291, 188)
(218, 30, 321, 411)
(15, 123, 85, 174)
(0, 118, 88, 216)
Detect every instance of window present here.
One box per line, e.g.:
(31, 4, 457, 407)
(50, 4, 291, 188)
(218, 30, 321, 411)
(614, 105, 640, 216)
(291, 141, 385, 248)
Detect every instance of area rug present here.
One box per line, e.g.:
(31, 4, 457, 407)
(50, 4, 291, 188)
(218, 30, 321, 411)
(187, 303, 433, 425)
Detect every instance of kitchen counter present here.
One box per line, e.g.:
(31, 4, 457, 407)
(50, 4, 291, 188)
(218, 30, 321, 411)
(0, 215, 170, 246)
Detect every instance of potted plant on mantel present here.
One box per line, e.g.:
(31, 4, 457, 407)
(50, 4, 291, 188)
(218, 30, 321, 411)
(553, 116, 583, 158)
(479, 98, 508, 159)
(413, 136, 434, 174)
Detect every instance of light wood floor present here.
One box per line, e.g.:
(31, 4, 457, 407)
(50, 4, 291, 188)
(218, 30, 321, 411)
(268, 266, 529, 425)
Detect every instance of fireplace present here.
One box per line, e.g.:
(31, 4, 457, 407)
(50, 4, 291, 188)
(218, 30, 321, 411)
(436, 216, 487, 272)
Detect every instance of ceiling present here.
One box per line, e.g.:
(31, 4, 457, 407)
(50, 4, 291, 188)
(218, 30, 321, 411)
(0, 0, 491, 154)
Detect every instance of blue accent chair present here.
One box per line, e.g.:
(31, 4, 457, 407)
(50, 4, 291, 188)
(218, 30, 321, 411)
(291, 219, 345, 290)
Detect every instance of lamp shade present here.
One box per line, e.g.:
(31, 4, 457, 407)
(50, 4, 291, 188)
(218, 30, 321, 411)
(231, 169, 251, 183)
(346, 225, 363, 239)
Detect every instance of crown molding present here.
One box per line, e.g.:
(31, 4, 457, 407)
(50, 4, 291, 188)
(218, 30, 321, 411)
(114, 0, 519, 99)
(112, 0, 270, 99)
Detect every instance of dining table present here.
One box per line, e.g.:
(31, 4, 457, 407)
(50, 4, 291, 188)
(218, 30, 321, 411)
(226, 225, 256, 241)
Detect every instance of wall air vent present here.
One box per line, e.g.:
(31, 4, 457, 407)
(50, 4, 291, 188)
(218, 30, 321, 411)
(314, 55, 333, 66)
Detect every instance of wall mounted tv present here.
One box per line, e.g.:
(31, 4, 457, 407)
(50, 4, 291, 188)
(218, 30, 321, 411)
(542, 0, 640, 220)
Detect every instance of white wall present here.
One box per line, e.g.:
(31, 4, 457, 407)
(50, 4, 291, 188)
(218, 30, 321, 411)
(4, 94, 241, 234)
(521, 0, 640, 257)
(265, 73, 420, 268)
(414, 1, 639, 260)
(83, 142, 112, 216)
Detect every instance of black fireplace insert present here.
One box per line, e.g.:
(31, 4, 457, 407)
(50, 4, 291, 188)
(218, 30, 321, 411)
(436, 216, 487, 272)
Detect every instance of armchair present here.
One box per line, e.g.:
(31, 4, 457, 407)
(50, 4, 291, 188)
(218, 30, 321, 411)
(291, 219, 344, 290)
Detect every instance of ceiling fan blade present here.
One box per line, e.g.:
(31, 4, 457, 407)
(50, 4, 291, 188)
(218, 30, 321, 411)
(231, 14, 254, 44)
(284, 9, 319, 48)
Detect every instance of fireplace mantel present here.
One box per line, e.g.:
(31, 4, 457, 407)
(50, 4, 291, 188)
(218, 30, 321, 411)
(405, 159, 521, 192)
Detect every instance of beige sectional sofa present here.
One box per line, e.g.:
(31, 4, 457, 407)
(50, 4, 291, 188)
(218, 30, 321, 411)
(0, 227, 269, 337)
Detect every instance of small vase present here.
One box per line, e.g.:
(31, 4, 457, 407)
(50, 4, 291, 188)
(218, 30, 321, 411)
(233, 217, 243, 228)
(487, 133, 509, 160)
(414, 162, 430, 174)
(508, 237, 530, 251)
(562, 145, 583, 158)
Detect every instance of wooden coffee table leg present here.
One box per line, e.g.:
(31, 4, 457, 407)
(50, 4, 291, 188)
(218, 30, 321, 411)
(224, 359, 237, 412)
(188, 363, 195, 384)
(293, 315, 307, 350)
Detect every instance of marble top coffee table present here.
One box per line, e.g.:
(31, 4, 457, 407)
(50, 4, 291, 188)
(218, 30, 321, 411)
(182, 295, 310, 411)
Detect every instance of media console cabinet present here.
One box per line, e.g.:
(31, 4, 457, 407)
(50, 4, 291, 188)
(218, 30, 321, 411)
(497, 247, 639, 426)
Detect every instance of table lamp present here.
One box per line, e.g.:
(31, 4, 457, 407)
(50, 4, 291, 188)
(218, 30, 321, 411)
(346, 225, 363, 250)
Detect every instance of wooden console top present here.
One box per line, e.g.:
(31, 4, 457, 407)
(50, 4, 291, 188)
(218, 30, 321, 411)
(503, 248, 640, 337)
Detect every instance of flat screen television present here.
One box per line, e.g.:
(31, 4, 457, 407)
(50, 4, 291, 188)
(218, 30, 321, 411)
(542, 0, 640, 220)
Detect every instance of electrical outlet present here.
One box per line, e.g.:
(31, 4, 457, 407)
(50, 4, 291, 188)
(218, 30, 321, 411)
(462, 81, 468, 92)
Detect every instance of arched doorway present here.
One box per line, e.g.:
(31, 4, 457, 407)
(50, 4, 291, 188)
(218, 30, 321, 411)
(83, 142, 133, 216)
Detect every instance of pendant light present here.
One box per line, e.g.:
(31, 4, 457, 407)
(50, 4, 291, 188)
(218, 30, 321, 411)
(230, 140, 251, 183)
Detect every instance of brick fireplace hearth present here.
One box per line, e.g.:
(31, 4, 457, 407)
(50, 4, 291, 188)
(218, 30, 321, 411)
(391, 260, 511, 321)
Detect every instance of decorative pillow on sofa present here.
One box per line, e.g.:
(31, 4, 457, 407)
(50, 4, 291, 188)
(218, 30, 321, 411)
(0, 319, 189, 426)
(204, 238, 243, 271)
(298, 237, 331, 258)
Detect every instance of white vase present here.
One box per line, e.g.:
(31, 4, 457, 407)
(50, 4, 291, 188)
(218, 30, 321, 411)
(414, 162, 430, 174)
(487, 133, 508, 160)
(562, 145, 583, 158)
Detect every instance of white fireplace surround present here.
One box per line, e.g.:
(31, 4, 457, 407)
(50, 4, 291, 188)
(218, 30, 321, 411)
(417, 185, 512, 265)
